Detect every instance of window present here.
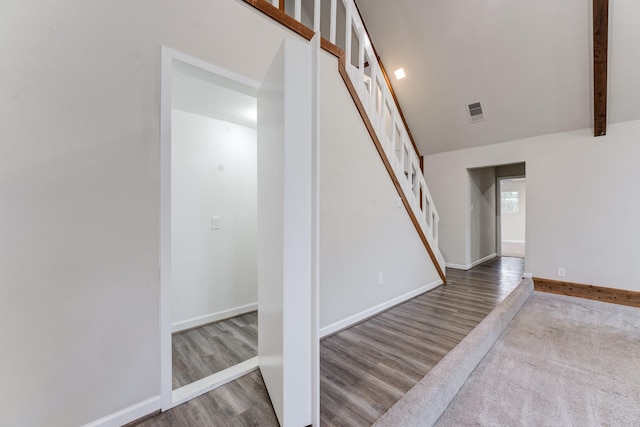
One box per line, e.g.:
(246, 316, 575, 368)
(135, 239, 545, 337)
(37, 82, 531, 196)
(501, 191, 519, 213)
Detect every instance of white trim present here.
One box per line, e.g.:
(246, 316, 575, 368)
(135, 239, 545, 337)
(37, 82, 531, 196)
(171, 303, 258, 333)
(522, 272, 533, 279)
(446, 253, 497, 271)
(471, 253, 497, 268)
(310, 34, 322, 427)
(162, 47, 260, 92)
(171, 357, 259, 408)
(501, 239, 525, 244)
(319, 280, 443, 338)
(82, 396, 160, 427)
(445, 262, 469, 270)
(160, 46, 260, 411)
(159, 45, 174, 411)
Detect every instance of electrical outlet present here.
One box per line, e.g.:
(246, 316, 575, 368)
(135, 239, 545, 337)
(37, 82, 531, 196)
(557, 267, 565, 277)
(378, 272, 384, 286)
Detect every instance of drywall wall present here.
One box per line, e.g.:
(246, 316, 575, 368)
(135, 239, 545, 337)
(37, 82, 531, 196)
(500, 179, 526, 243)
(171, 109, 257, 328)
(0, 0, 304, 425)
(0, 0, 444, 424)
(468, 168, 496, 266)
(318, 50, 442, 328)
(424, 119, 640, 292)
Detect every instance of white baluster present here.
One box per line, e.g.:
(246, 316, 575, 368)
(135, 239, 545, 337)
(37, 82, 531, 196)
(358, 27, 364, 96)
(433, 211, 438, 245)
(390, 108, 399, 163)
(314, 0, 320, 32)
(294, 0, 301, 21)
(330, 0, 337, 43)
(272, 0, 279, 7)
(344, 0, 352, 70)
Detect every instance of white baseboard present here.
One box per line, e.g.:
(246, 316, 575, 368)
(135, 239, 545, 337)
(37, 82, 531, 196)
(319, 280, 443, 338)
(469, 253, 497, 269)
(445, 262, 468, 270)
(82, 396, 160, 427)
(501, 239, 525, 244)
(171, 303, 257, 333)
(446, 253, 497, 271)
(82, 359, 259, 426)
(172, 357, 259, 407)
(522, 272, 532, 279)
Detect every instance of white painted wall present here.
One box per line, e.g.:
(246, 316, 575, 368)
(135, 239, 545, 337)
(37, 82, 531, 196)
(425, 119, 640, 292)
(0, 1, 307, 425)
(0, 0, 444, 424)
(468, 168, 496, 265)
(500, 179, 526, 243)
(171, 109, 257, 328)
(318, 50, 442, 329)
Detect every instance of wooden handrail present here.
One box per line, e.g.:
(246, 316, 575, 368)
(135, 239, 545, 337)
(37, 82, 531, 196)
(241, 0, 446, 283)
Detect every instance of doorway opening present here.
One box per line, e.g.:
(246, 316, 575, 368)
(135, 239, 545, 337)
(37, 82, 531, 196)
(160, 48, 260, 409)
(160, 39, 319, 424)
(497, 176, 526, 258)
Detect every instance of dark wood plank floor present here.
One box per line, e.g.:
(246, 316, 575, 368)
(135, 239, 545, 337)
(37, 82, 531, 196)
(136, 257, 523, 426)
(319, 256, 524, 426)
(133, 370, 279, 427)
(173, 311, 258, 389)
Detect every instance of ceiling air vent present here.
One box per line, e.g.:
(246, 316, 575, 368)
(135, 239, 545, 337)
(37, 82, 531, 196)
(467, 102, 485, 123)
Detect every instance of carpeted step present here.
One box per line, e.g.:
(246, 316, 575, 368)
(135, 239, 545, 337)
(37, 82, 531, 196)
(373, 278, 534, 427)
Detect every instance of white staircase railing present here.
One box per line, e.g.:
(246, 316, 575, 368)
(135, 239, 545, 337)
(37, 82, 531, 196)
(269, 0, 446, 274)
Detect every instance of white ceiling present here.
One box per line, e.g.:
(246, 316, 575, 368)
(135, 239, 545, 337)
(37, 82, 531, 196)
(355, 0, 640, 155)
(172, 61, 257, 129)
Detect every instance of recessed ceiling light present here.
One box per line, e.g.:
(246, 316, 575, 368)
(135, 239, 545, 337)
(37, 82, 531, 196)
(394, 68, 406, 80)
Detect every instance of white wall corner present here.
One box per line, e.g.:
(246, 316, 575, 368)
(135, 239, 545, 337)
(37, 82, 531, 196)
(469, 253, 497, 269)
(522, 272, 533, 279)
(171, 303, 258, 333)
(445, 262, 470, 270)
(446, 253, 496, 271)
(81, 396, 160, 427)
(319, 279, 443, 338)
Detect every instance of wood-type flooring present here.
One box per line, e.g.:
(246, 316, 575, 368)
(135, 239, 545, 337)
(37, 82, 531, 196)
(173, 311, 258, 389)
(320, 256, 524, 426)
(133, 370, 279, 427)
(134, 257, 523, 426)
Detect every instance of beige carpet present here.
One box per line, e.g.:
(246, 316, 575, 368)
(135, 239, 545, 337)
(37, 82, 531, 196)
(435, 292, 640, 426)
(374, 279, 534, 427)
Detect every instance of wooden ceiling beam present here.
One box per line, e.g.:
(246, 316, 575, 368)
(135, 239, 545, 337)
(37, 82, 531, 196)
(593, 0, 609, 137)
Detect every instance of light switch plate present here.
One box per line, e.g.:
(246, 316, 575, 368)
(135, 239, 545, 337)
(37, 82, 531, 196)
(211, 216, 221, 230)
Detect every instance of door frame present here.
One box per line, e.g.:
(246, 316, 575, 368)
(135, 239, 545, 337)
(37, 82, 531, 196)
(159, 46, 260, 410)
(496, 175, 526, 257)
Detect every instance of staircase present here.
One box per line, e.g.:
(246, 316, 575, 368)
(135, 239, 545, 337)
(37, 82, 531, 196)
(244, 0, 446, 282)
